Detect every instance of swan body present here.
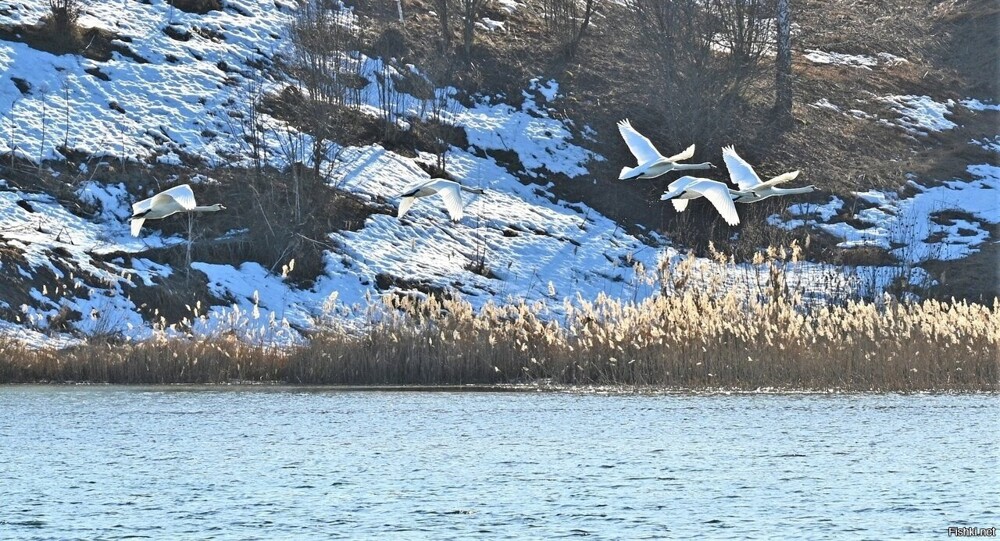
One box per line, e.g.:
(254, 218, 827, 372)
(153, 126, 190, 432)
(660, 176, 740, 226)
(130, 184, 225, 237)
(397, 179, 484, 222)
(722, 145, 815, 203)
(617, 119, 714, 180)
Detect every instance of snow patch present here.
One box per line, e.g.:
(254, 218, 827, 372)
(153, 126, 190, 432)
(805, 49, 877, 69)
(804, 49, 907, 69)
(971, 136, 1000, 153)
(773, 166, 1000, 263)
(809, 98, 841, 112)
(478, 17, 506, 32)
(496, 0, 524, 13)
(879, 95, 956, 135)
(961, 98, 1000, 112)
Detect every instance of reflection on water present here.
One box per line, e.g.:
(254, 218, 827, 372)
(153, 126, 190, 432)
(0, 387, 996, 540)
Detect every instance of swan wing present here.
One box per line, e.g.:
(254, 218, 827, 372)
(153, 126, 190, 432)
(130, 217, 146, 237)
(722, 146, 762, 190)
(397, 196, 416, 218)
(692, 180, 740, 226)
(660, 183, 687, 201)
(665, 144, 696, 163)
(159, 184, 197, 210)
(620, 161, 656, 180)
(398, 178, 431, 197)
(617, 119, 662, 164)
(143, 194, 186, 220)
(131, 195, 153, 215)
(671, 199, 689, 212)
(756, 170, 801, 189)
(435, 182, 465, 221)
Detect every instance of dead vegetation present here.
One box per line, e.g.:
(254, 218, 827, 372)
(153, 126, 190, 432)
(2, 252, 996, 390)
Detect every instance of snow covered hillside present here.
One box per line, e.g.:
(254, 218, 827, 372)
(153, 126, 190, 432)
(0, 1, 996, 345)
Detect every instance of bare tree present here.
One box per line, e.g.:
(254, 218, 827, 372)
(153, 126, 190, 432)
(711, 0, 773, 71)
(710, 0, 776, 100)
(285, 0, 369, 179)
(774, 0, 793, 123)
(371, 23, 408, 142)
(626, 0, 717, 141)
(459, 0, 487, 60)
(543, 0, 577, 37)
(288, 3, 361, 107)
(544, 0, 599, 58)
(626, 0, 775, 142)
(220, 69, 267, 178)
(431, 0, 453, 51)
(569, 0, 597, 58)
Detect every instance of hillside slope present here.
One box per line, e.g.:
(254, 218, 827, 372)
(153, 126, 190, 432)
(0, 0, 996, 344)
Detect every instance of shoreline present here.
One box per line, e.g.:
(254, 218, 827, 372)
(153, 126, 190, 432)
(1, 381, 996, 395)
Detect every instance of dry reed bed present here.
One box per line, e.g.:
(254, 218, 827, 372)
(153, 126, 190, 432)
(1, 291, 996, 391)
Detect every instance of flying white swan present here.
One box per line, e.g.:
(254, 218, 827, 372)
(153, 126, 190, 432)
(660, 176, 740, 226)
(397, 179, 485, 222)
(722, 145, 815, 203)
(130, 184, 225, 237)
(617, 119, 714, 180)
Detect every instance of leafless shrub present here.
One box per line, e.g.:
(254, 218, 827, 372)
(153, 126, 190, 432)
(370, 24, 408, 142)
(46, 0, 81, 39)
(219, 68, 268, 178)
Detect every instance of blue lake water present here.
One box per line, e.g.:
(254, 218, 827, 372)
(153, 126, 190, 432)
(0, 387, 996, 540)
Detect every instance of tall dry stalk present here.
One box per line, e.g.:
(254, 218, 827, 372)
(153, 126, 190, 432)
(2, 248, 997, 390)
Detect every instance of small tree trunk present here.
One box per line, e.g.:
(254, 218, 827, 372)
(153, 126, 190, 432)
(774, 0, 793, 124)
(461, 0, 481, 61)
(463, 17, 474, 59)
(568, 0, 596, 59)
(435, 0, 451, 51)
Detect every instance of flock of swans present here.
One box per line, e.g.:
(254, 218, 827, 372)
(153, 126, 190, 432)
(128, 118, 815, 237)
(617, 119, 815, 226)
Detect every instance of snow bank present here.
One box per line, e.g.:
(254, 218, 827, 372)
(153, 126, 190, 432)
(772, 166, 1000, 263)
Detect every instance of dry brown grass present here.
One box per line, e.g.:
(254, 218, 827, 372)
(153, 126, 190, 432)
(3, 251, 996, 390)
(0, 337, 284, 384)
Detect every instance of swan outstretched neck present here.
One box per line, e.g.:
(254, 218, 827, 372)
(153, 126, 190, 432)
(671, 162, 715, 171)
(397, 179, 483, 221)
(130, 184, 225, 237)
(617, 119, 713, 180)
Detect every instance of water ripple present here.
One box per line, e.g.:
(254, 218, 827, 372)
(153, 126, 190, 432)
(0, 388, 996, 540)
